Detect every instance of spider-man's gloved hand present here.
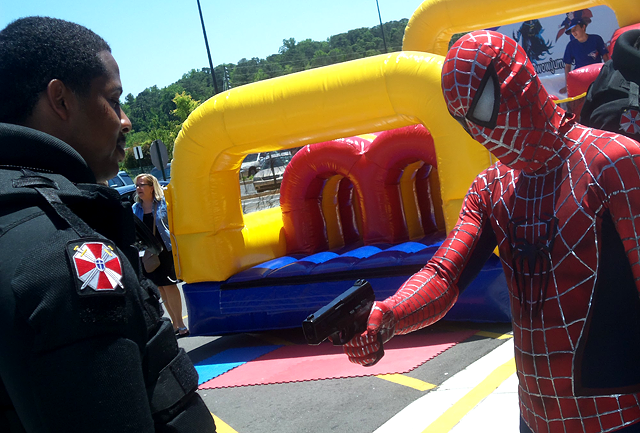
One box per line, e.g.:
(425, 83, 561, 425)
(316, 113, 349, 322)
(343, 300, 396, 366)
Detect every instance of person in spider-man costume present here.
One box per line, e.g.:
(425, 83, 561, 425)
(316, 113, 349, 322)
(344, 30, 640, 433)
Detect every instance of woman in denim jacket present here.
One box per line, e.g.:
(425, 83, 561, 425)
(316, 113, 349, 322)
(132, 174, 189, 337)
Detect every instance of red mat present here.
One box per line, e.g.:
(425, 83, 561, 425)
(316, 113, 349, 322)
(199, 329, 475, 389)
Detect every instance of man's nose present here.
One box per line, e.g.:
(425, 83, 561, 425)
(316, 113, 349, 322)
(121, 110, 132, 134)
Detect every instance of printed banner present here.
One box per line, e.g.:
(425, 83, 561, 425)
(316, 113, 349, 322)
(492, 6, 619, 97)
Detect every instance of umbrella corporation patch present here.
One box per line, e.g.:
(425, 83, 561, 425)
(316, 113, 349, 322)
(67, 240, 125, 296)
(621, 108, 640, 136)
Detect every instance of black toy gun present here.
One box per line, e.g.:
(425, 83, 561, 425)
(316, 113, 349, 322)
(302, 279, 384, 364)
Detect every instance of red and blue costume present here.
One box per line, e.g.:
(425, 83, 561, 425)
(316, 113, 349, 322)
(345, 31, 640, 432)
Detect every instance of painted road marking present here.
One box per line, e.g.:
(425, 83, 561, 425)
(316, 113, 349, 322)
(212, 413, 238, 433)
(376, 374, 436, 391)
(475, 330, 513, 340)
(449, 373, 519, 433)
(373, 328, 512, 392)
(422, 358, 516, 432)
(373, 339, 517, 433)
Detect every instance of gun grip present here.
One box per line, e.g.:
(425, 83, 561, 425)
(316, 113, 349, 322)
(328, 331, 344, 346)
(329, 320, 364, 345)
(362, 334, 385, 367)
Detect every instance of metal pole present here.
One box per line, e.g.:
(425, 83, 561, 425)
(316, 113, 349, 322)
(376, 0, 389, 53)
(197, 0, 220, 94)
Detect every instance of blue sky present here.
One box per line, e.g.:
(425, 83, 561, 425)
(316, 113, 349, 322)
(1, 0, 422, 98)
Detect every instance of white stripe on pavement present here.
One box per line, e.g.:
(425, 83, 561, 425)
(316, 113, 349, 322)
(450, 370, 520, 433)
(373, 339, 518, 433)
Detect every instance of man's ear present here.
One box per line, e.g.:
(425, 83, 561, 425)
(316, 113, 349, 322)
(44, 79, 75, 121)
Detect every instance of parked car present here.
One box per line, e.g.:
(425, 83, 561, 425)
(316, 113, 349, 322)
(252, 153, 293, 193)
(150, 163, 171, 182)
(107, 170, 136, 202)
(108, 170, 133, 188)
(240, 153, 267, 178)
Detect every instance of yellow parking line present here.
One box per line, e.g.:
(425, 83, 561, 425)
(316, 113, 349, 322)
(376, 374, 436, 391)
(212, 413, 239, 433)
(475, 330, 513, 340)
(421, 358, 516, 433)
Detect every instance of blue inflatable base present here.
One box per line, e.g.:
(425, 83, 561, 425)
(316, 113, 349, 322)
(183, 232, 511, 336)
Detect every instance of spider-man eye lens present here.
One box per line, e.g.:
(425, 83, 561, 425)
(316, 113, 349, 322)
(466, 62, 500, 129)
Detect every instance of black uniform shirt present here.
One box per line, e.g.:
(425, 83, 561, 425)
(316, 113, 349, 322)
(0, 123, 215, 433)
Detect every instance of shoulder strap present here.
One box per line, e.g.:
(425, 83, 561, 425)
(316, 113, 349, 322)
(597, 67, 631, 97)
(581, 62, 638, 127)
(11, 169, 94, 238)
(629, 81, 639, 110)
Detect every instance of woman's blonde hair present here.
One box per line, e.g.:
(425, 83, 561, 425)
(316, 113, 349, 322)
(134, 173, 164, 203)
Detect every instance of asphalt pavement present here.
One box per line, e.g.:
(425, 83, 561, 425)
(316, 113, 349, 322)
(173, 291, 516, 433)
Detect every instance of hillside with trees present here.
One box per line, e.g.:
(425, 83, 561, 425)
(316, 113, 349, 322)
(120, 19, 408, 171)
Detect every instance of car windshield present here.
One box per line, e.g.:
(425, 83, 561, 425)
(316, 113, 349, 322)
(259, 156, 290, 171)
(244, 153, 259, 163)
(108, 176, 124, 187)
(150, 164, 171, 180)
(121, 173, 133, 185)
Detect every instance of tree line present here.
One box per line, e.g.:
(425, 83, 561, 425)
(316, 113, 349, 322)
(120, 19, 409, 172)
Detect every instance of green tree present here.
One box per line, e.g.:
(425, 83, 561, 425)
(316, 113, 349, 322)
(171, 91, 201, 123)
(175, 69, 212, 101)
(254, 69, 269, 82)
(278, 38, 307, 73)
(279, 37, 297, 54)
(261, 55, 285, 79)
(310, 50, 330, 68)
(120, 17, 412, 167)
(231, 58, 261, 87)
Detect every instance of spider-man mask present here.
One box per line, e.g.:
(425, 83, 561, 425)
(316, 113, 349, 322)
(441, 31, 565, 173)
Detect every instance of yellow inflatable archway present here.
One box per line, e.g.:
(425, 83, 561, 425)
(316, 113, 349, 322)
(170, 0, 640, 285)
(403, 0, 640, 55)
(168, 52, 490, 283)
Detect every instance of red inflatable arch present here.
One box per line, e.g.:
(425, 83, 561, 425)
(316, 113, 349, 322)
(280, 124, 439, 254)
(566, 63, 604, 99)
(280, 137, 365, 254)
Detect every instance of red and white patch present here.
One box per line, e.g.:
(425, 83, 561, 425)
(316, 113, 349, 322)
(620, 109, 640, 135)
(71, 242, 123, 291)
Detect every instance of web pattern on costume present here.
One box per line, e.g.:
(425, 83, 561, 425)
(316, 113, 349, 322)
(385, 30, 640, 433)
(477, 139, 640, 433)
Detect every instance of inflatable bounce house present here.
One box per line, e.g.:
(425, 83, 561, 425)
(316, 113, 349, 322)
(165, 0, 640, 336)
(562, 21, 640, 119)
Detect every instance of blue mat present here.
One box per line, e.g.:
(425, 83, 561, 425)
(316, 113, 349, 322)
(194, 345, 281, 385)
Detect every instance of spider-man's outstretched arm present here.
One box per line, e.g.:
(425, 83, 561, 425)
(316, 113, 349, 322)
(344, 175, 498, 366)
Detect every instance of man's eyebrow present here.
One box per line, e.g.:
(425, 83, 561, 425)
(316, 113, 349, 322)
(109, 85, 123, 96)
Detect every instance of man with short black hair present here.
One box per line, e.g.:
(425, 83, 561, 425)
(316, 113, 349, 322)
(0, 16, 216, 432)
